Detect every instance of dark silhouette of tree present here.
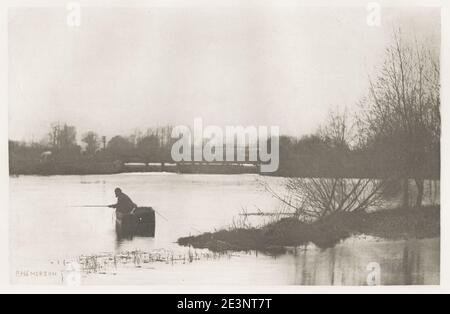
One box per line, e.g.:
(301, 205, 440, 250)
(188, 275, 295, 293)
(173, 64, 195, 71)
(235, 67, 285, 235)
(49, 123, 78, 151)
(47, 123, 81, 160)
(359, 30, 440, 207)
(82, 132, 100, 156)
(319, 108, 354, 150)
(106, 136, 135, 159)
(137, 135, 160, 162)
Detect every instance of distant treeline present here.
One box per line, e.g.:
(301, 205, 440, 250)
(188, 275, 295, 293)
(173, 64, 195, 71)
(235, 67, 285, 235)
(9, 125, 176, 175)
(8, 122, 439, 179)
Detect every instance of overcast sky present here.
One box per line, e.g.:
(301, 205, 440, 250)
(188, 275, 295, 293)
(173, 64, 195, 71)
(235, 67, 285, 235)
(8, 4, 440, 142)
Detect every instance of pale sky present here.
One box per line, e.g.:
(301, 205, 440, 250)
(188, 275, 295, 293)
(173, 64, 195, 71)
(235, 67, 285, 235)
(8, 4, 440, 142)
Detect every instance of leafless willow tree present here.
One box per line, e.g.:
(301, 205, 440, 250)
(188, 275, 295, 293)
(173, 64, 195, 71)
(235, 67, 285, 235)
(263, 178, 387, 221)
(260, 103, 388, 221)
(358, 30, 440, 208)
(289, 178, 387, 215)
(319, 108, 355, 149)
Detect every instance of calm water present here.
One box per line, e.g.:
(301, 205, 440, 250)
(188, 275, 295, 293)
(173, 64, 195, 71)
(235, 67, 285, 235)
(10, 173, 440, 285)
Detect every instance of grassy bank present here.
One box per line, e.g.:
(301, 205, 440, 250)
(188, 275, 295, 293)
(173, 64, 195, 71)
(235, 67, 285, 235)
(178, 206, 440, 253)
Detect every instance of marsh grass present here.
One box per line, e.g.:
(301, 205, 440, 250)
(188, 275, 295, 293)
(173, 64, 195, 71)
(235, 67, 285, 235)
(178, 206, 440, 252)
(58, 249, 231, 276)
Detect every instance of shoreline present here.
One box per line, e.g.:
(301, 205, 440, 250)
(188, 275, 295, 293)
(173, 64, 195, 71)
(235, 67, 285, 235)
(177, 206, 440, 254)
(9, 170, 441, 181)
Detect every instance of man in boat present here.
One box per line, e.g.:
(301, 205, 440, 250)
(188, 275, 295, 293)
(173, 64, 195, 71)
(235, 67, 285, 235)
(108, 188, 137, 215)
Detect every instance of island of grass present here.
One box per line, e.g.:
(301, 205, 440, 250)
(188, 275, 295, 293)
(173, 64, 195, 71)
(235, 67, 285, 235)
(177, 206, 440, 253)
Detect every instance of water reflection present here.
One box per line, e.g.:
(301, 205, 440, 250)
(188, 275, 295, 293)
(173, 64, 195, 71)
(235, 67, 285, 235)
(74, 237, 439, 285)
(10, 174, 440, 285)
(291, 237, 439, 285)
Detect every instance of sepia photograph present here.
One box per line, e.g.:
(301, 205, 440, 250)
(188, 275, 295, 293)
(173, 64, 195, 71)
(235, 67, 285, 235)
(4, 0, 443, 291)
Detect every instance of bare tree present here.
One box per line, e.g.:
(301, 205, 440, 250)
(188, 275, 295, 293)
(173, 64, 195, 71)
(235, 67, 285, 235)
(260, 104, 388, 221)
(82, 132, 100, 156)
(319, 108, 355, 149)
(287, 178, 386, 216)
(262, 178, 386, 222)
(48, 123, 78, 151)
(359, 30, 440, 208)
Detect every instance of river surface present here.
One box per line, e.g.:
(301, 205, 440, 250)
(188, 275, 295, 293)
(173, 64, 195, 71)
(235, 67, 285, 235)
(10, 173, 440, 285)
